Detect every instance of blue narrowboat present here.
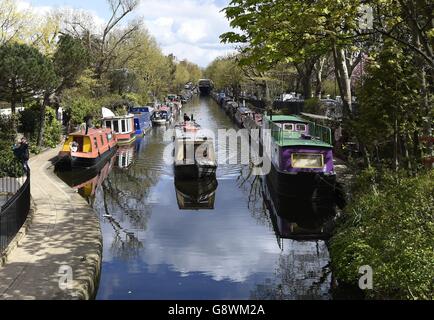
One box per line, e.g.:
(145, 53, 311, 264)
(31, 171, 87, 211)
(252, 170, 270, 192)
(130, 106, 153, 136)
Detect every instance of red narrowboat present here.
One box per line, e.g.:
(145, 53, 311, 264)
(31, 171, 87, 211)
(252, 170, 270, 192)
(57, 127, 118, 169)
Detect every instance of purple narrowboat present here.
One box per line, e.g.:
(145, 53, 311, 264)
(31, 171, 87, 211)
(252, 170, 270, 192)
(262, 114, 336, 199)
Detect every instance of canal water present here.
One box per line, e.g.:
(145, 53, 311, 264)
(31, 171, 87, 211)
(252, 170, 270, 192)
(57, 97, 336, 300)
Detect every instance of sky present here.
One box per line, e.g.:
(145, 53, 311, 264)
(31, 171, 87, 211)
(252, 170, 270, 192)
(19, 0, 236, 67)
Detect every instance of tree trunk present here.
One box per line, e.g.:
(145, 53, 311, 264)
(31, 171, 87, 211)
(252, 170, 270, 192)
(37, 93, 50, 148)
(332, 44, 353, 118)
(315, 57, 326, 99)
(394, 117, 399, 172)
(295, 62, 314, 99)
(421, 67, 433, 162)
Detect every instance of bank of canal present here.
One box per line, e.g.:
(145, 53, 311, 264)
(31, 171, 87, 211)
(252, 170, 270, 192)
(58, 97, 338, 300)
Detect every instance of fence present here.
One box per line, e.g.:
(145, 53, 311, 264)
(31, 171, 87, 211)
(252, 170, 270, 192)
(0, 173, 31, 253)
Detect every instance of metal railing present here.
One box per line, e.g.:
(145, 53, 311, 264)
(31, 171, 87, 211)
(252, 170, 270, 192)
(0, 172, 30, 253)
(269, 120, 332, 146)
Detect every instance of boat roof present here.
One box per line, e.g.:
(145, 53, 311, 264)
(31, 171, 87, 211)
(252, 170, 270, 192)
(102, 113, 134, 120)
(131, 106, 152, 112)
(237, 107, 252, 113)
(275, 137, 332, 148)
(264, 114, 308, 123)
(69, 128, 111, 137)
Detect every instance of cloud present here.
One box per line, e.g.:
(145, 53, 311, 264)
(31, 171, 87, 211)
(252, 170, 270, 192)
(17, 0, 236, 67)
(138, 0, 236, 67)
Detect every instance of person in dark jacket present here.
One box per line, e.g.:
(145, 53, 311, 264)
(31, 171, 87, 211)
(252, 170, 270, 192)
(14, 138, 30, 173)
(183, 113, 191, 122)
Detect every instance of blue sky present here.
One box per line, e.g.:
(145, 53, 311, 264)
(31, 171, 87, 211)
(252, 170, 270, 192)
(21, 0, 236, 67)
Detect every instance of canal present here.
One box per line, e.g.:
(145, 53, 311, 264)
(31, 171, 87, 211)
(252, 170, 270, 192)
(58, 96, 336, 300)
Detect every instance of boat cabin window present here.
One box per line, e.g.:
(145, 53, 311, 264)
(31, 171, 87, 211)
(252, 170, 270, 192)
(283, 123, 294, 131)
(100, 134, 104, 146)
(72, 136, 84, 152)
(93, 137, 98, 149)
(105, 121, 112, 129)
(113, 121, 119, 133)
(296, 124, 307, 132)
(121, 120, 126, 133)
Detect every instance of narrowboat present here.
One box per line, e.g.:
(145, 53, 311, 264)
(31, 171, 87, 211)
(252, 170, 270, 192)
(198, 79, 213, 95)
(243, 111, 263, 131)
(175, 177, 218, 210)
(102, 108, 136, 145)
(173, 121, 217, 179)
(262, 114, 336, 199)
(234, 107, 253, 128)
(167, 94, 183, 111)
(130, 106, 153, 136)
(151, 106, 173, 125)
(57, 126, 117, 169)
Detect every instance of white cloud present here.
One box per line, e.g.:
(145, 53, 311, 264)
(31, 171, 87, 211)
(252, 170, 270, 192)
(16, 0, 236, 67)
(138, 0, 236, 67)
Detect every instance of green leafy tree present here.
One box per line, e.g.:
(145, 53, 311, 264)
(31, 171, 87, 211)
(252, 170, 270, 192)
(0, 43, 57, 114)
(53, 34, 90, 93)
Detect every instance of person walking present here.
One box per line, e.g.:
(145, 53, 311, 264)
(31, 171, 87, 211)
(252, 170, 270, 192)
(14, 138, 30, 173)
(183, 113, 191, 122)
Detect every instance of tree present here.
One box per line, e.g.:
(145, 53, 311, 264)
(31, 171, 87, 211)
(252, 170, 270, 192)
(221, 0, 368, 117)
(0, 43, 58, 115)
(354, 42, 423, 170)
(0, 0, 31, 45)
(53, 34, 90, 94)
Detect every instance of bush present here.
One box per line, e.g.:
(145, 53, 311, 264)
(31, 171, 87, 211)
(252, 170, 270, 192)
(43, 108, 62, 148)
(304, 97, 324, 115)
(19, 104, 61, 148)
(330, 169, 434, 299)
(0, 115, 24, 178)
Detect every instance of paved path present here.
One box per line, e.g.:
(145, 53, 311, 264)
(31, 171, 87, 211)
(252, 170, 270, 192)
(0, 147, 102, 300)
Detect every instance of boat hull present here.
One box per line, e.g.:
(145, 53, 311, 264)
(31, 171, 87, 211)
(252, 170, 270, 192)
(117, 135, 137, 146)
(56, 145, 118, 170)
(267, 163, 336, 200)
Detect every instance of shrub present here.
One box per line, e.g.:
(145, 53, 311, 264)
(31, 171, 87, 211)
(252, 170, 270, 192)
(330, 169, 434, 299)
(304, 97, 323, 114)
(0, 115, 24, 178)
(19, 104, 61, 148)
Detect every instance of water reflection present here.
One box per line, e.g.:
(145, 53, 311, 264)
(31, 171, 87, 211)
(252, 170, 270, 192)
(56, 155, 115, 204)
(116, 144, 136, 169)
(175, 178, 218, 210)
(57, 97, 338, 300)
(238, 166, 334, 299)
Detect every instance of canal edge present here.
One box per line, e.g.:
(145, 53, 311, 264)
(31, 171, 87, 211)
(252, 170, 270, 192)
(0, 147, 103, 300)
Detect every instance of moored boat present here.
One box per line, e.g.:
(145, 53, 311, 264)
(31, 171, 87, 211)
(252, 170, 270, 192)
(243, 110, 263, 131)
(57, 126, 117, 169)
(262, 114, 336, 199)
(102, 108, 136, 145)
(234, 107, 253, 128)
(173, 121, 217, 179)
(151, 106, 173, 125)
(130, 106, 153, 136)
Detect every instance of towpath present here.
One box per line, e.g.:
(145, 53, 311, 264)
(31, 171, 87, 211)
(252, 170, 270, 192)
(0, 147, 102, 299)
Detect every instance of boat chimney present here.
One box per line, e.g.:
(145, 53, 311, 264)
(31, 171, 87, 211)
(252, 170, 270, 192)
(84, 116, 92, 135)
